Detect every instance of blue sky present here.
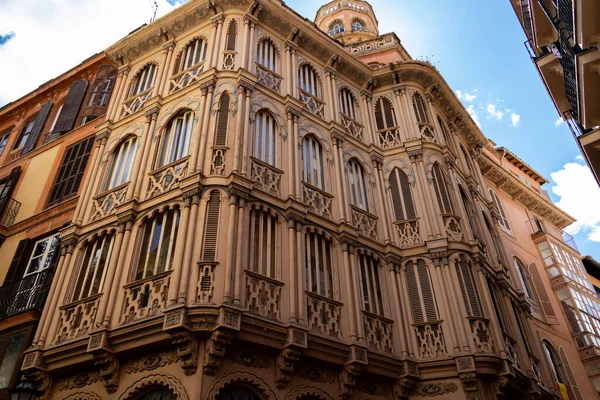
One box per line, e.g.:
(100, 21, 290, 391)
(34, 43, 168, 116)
(1, 0, 599, 258)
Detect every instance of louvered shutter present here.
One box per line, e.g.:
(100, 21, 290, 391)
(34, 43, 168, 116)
(21, 101, 53, 155)
(4, 239, 33, 284)
(455, 256, 482, 317)
(383, 100, 395, 128)
(417, 260, 438, 321)
(53, 80, 89, 134)
(215, 94, 230, 146)
(432, 163, 453, 214)
(405, 261, 424, 323)
(48, 136, 94, 205)
(529, 263, 556, 318)
(399, 169, 416, 219)
(226, 22, 237, 51)
(389, 170, 405, 221)
(374, 100, 385, 130)
(0, 166, 21, 219)
(81, 65, 117, 118)
(202, 191, 221, 261)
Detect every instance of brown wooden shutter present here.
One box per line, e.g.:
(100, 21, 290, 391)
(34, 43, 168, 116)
(215, 93, 230, 146)
(53, 80, 89, 133)
(558, 347, 583, 400)
(47, 136, 94, 206)
(417, 259, 438, 321)
(455, 255, 482, 317)
(4, 239, 33, 284)
(81, 65, 118, 118)
(0, 166, 21, 218)
(432, 163, 453, 214)
(21, 101, 53, 155)
(202, 190, 221, 261)
(529, 263, 556, 318)
(389, 169, 404, 221)
(405, 261, 423, 323)
(399, 169, 416, 219)
(226, 21, 237, 51)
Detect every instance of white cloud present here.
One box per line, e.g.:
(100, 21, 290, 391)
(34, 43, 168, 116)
(466, 104, 481, 127)
(0, 0, 183, 106)
(456, 89, 477, 102)
(555, 117, 565, 126)
(510, 113, 521, 126)
(486, 103, 504, 120)
(551, 162, 600, 242)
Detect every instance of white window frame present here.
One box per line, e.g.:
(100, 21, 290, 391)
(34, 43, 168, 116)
(339, 88, 357, 120)
(130, 64, 157, 97)
(73, 234, 115, 301)
(347, 159, 369, 211)
(256, 39, 278, 72)
(23, 234, 60, 277)
(254, 111, 277, 166)
(302, 136, 325, 190)
(158, 111, 193, 167)
(298, 64, 319, 97)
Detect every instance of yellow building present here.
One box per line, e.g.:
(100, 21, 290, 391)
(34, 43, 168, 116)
(7, 0, 600, 399)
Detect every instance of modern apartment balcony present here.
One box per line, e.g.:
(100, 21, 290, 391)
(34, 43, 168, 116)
(0, 269, 53, 320)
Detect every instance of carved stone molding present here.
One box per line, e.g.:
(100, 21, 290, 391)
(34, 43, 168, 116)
(124, 351, 178, 374)
(227, 351, 270, 369)
(94, 352, 120, 394)
(118, 373, 188, 400)
(171, 331, 199, 375)
(459, 372, 478, 393)
(56, 371, 101, 391)
(412, 381, 459, 397)
(285, 385, 334, 400)
(338, 363, 363, 399)
(275, 347, 302, 389)
(207, 371, 277, 400)
(203, 329, 234, 375)
(26, 371, 53, 400)
(393, 377, 417, 400)
(62, 391, 102, 400)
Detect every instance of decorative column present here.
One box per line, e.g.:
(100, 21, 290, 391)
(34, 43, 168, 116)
(328, 67, 339, 123)
(223, 193, 238, 303)
(360, 91, 375, 146)
(331, 134, 347, 223)
(106, 66, 125, 121)
(74, 131, 109, 225)
(295, 220, 305, 324)
(246, 19, 257, 72)
(393, 87, 412, 143)
(288, 219, 298, 324)
(197, 83, 216, 173)
(388, 260, 408, 358)
(293, 113, 301, 198)
(233, 83, 252, 173)
(341, 239, 357, 341)
(291, 46, 298, 98)
(188, 83, 211, 172)
(233, 192, 248, 305)
(442, 255, 471, 352)
(35, 238, 77, 346)
(157, 40, 175, 97)
(240, 16, 250, 70)
(211, 15, 225, 70)
(286, 110, 295, 199)
(179, 189, 201, 304)
(408, 151, 436, 239)
(323, 67, 335, 123)
(131, 106, 160, 201)
(284, 44, 293, 96)
(167, 191, 193, 304)
(351, 249, 365, 343)
(372, 155, 391, 244)
(431, 253, 461, 353)
(111, 65, 131, 121)
(205, 17, 219, 68)
(241, 87, 252, 175)
(397, 86, 420, 140)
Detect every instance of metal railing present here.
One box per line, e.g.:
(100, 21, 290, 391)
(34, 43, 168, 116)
(0, 269, 53, 319)
(0, 197, 20, 227)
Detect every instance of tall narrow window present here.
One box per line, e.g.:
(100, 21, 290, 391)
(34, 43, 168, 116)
(174, 38, 208, 74)
(529, 263, 556, 318)
(431, 162, 454, 214)
(215, 94, 230, 147)
(374, 97, 397, 130)
(490, 190, 511, 231)
(249, 207, 278, 279)
(405, 259, 438, 323)
(106, 136, 137, 190)
(129, 64, 157, 98)
(486, 277, 505, 330)
(298, 64, 319, 97)
(305, 230, 334, 298)
(460, 145, 474, 174)
(412, 92, 430, 123)
(81, 65, 118, 122)
(48, 136, 95, 206)
(14, 118, 36, 150)
(23, 234, 60, 277)
(225, 21, 237, 51)
(135, 208, 180, 281)
(514, 258, 533, 299)
(0, 130, 10, 156)
(438, 116, 451, 146)
(483, 213, 505, 265)
(347, 159, 369, 211)
(351, 20, 365, 31)
(202, 191, 221, 262)
(455, 255, 483, 317)
(389, 168, 416, 221)
(339, 88, 357, 120)
(253, 110, 277, 166)
(358, 253, 384, 316)
(459, 186, 479, 237)
(329, 21, 345, 35)
(257, 39, 277, 71)
(157, 111, 194, 167)
(302, 136, 325, 190)
(73, 233, 115, 301)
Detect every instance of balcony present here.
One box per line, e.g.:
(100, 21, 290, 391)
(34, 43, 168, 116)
(121, 87, 154, 118)
(122, 271, 171, 324)
(0, 269, 52, 320)
(90, 183, 128, 221)
(245, 270, 283, 320)
(378, 126, 402, 149)
(146, 157, 189, 199)
(504, 333, 521, 369)
(350, 205, 378, 240)
(394, 218, 423, 248)
(469, 317, 494, 354)
(250, 157, 283, 197)
(575, 126, 600, 185)
(169, 62, 205, 95)
(339, 113, 365, 142)
(56, 295, 100, 342)
(256, 63, 282, 94)
(413, 321, 447, 359)
(417, 122, 437, 143)
(0, 197, 20, 227)
(302, 182, 333, 219)
(441, 213, 464, 241)
(307, 292, 342, 339)
(298, 89, 325, 120)
(363, 311, 394, 354)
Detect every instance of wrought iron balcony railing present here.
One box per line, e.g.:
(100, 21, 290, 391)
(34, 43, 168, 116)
(0, 197, 20, 227)
(0, 269, 53, 320)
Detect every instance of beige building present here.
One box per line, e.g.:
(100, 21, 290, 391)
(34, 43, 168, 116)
(510, 0, 600, 185)
(12, 0, 600, 399)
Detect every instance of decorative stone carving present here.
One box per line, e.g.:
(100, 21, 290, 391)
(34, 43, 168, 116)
(124, 351, 178, 373)
(203, 329, 234, 375)
(227, 351, 270, 369)
(118, 373, 189, 400)
(56, 372, 101, 391)
(94, 352, 120, 394)
(393, 377, 417, 400)
(357, 379, 390, 396)
(338, 363, 363, 399)
(284, 385, 334, 400)
(26, 371, 53, 400)
(63, 391, 102, 400)
(207, 371, 277, 400)
(413, 382, 459, 397)
(172, 331, 199, 375)
(301, 367, 336, 384)
(459, 372, 478, 394)
(275, 347, 302, 389)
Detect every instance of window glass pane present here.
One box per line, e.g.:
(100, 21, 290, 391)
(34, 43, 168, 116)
(0, 331, 26, 389)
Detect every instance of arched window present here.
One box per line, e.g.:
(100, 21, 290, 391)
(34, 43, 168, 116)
(459, 186, 479, 237)
(543, 341, 566, 384)
(338, 88, 357, 120)
(374, 97, 397, 130)
(358, 253, 384, 316)
(486, 277, 505, 330)
(298, 63, 319, 97)
(347, 159, 369, 211)
(215, 93, 230, 147)
(431, 162, 454, 214)
(202, 190, 221, 262)
(73, 232, 115, 301)
(351, 20, 365, 31)
(157, 110, 194, 167)
(489, 189, 511, 231)
(405, 259, 438, 323)
(135, 208, 181, 281)
(217, 385, 261, 400)
(412, 92, 430, 124)
(302, 136, 325, 190)
(437, 116, 452, 146)
(389, 168, 416, 221)
(129, 64, 157, 98)
(249, 207, 278, 279)
(106, 136, 137, 190)
(460, 145, 474, 174)
(174, 38, 208, 74)
(253, 110, 277, 166)
(257, 38, 277, 72)
(305, 230, 334, 298)
(135, 388, 177, 400)
(455, 254, 483, 317)
(225, 20, 237, 51)
(329, 21, 345, 35)
(514, 258, 533, 299)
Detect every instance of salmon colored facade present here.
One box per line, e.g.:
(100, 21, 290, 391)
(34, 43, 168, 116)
(0, 54, 117, 398)
(6, 1, 600, 399)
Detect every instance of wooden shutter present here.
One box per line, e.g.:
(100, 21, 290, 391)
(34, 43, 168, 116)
(53, 80, 89, 133)
(202, 191, 221, 261)
(215, 93, 230, 146)
(529, 263, 556, 318)
(389, 169, 405, 221)
(226, 21, 237, 51)
(417, 260, 438, 321)
(0, 166, 21, 218)
(399, 169, 416, 219)
(4, 239, 33, 284)
(455, 255, 482, 317)
(432, 163, 453, 214)
(374, 100, 384, 130)
(81, 65, 117, 118)
(405, 261, 424, 323)
(21, 101, 53, 155)
(47, 136, 94, 206)
(558, 347, 583, 400)
(383, 99, 395, 128)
